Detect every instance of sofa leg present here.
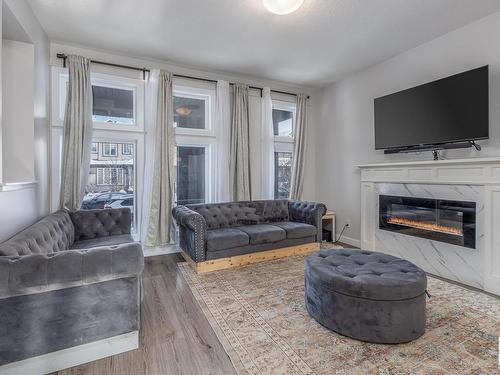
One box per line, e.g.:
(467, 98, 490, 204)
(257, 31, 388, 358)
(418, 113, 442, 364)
(181, 242, 320, 274)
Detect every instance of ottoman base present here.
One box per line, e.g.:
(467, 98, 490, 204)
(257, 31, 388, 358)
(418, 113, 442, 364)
(305, 282, 426, 344)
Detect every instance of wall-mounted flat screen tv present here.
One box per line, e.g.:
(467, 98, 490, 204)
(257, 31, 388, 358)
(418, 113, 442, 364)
(374, 66, 489, 151)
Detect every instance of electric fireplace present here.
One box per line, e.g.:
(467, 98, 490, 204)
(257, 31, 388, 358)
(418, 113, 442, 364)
(379, 195, 476, 249)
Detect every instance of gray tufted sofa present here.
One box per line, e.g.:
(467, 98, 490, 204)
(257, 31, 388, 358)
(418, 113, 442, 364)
(0, 208, 144, 367)
(172, 200, 326, 263)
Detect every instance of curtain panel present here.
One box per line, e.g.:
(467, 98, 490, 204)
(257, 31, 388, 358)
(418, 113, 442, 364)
(144, 71, 175, 246)
(59, 55, 93, 210)
(215, 80, 231, 202)
(230, 84, 252, 201)
(290, 94, 308, 200)
(261, 87, 275, 199)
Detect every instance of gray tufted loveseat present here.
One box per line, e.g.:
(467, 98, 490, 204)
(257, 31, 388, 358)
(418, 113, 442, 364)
(172, 200, 326, 264)
(0, 208, 144, 367)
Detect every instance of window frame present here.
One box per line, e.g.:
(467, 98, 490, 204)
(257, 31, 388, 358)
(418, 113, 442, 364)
(51, 68, 145, 132)
(272, 99, 296, 199)
(272, 100, 296, 142)
(122, 143, 132, 155)
(175, 136, 214, 205)
(173, 85, 214, 137)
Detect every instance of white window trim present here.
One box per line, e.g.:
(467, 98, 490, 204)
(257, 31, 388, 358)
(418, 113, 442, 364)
(173, 85, 215, 137)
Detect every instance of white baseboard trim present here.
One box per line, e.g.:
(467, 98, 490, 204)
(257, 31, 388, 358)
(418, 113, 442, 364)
(340, 236, 361, 248)
(0, 331, 138, 375)
(143, 243, 180, 257)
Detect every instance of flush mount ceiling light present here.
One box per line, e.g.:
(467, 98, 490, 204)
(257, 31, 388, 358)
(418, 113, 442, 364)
(175, 106, 192, 116)
(263, 0, 305, 15)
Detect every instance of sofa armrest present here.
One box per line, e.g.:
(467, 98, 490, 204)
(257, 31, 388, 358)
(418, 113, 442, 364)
(69, 208, 131, 242)
(288, 200, 327, 242)
(0, 242, 144, 299)
(172, 206, 207, 262)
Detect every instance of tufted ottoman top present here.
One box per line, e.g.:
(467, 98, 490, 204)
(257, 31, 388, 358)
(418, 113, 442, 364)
(306, 248, 427, 301)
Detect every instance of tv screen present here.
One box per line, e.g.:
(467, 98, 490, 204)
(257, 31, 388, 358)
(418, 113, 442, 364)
(374, 66, 489, 150)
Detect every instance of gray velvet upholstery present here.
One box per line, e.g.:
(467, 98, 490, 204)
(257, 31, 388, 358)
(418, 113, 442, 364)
(0, 208, 143, 366)
(237, 224, 286, 244)
(305, 248, 427, 344)
(172, 200, 326, 262)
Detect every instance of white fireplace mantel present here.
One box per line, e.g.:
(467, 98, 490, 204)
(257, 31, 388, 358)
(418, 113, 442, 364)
(358, 156, 500, 295)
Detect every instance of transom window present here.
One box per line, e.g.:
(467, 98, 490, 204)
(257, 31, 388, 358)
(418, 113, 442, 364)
(92, 85, 135, 125)
(174, 95, 206, 130)
(273, 103, 295, 138)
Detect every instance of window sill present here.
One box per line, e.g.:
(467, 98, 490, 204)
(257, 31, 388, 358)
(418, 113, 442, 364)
(0, 181, 38, 192)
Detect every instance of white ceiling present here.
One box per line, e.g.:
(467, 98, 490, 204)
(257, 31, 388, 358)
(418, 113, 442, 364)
(28, 0, 500, 88)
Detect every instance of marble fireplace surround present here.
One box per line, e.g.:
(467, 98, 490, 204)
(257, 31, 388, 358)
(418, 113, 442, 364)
(359, 157, 500, 296)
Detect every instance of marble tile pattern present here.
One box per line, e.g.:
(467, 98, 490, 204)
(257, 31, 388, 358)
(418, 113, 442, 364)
(178, 251, 500, 375)
(374, 183, 485, 289)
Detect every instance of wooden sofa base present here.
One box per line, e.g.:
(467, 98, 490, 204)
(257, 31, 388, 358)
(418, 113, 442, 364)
(181, 242, 320, 274)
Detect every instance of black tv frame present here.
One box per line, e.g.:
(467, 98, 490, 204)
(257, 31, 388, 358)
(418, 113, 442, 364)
(374, 66, 489, 155)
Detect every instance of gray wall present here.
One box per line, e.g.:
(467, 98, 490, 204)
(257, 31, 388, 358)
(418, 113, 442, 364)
(316, 11, 500, 246)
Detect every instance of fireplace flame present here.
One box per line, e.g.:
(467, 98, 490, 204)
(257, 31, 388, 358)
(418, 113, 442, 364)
(387, 217, 463, 236)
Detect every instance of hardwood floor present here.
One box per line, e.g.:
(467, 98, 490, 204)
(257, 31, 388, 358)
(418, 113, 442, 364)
(55, 254, 236, 375)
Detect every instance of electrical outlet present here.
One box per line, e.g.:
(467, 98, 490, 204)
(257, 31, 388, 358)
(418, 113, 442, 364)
(345, 220, 351, 228)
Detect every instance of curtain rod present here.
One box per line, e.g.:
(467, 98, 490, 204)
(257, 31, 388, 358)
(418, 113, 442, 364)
(56, 53, 309, 99)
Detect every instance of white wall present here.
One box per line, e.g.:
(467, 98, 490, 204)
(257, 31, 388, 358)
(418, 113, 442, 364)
(2, 39, 34, 182)
(316, 11, 500, 246)
(0, 0, 50, 241)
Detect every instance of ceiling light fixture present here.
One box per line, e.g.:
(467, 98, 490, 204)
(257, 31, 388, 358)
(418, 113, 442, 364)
(263, 0, 305, 15)
(175, 106, 192, 116)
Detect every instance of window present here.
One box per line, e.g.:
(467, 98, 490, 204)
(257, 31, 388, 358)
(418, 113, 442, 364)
(272, 100, 296, 199)
(91, 142, 98, 153)
(173, 84, 216, 207)
(102, 143, 118, 156)
(273, 106, 294, 137)
(176, 146, 206, 205)
(122, 143, 132, 155)
(83, 140, 136, 229)
(92, 85, 135, 125)
(274, 152, 293, 199)
(53, 70, 144, 130)
(174, 95, 206, 130)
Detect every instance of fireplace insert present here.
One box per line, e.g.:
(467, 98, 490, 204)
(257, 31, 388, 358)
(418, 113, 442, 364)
(379, 195, 476, 249)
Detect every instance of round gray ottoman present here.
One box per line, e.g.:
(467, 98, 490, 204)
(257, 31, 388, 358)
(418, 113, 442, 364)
(305, 248, 427, 344)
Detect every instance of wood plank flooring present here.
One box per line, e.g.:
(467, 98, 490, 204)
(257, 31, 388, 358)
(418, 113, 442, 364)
(55, 254, 236, 375)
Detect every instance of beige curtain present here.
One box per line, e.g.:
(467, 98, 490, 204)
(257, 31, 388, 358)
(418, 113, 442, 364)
(145, 71, 175, 246)
(230, 84, 251, 201)
(59, 55, 93, 210)
(290, 94, 308, 200)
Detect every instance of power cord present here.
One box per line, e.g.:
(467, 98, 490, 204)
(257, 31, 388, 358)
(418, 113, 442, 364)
(334, 223, 349, 244)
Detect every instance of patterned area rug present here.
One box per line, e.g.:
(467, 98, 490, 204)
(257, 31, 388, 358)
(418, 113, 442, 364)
(178, 250, 500, 374)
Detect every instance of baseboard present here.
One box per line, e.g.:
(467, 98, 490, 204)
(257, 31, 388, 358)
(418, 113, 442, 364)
(143, 243, 180, 257)
(339, 236, 361, 248)
(0, 331, 138, 375)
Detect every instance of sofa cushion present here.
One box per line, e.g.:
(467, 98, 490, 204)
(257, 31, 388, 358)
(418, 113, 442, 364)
(70, 234, 135, 250)
(206, 228, 249, 252)
(271, 222, 317, 239)
(0, 210, 74, 257)
(237, 224, 286, 245)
